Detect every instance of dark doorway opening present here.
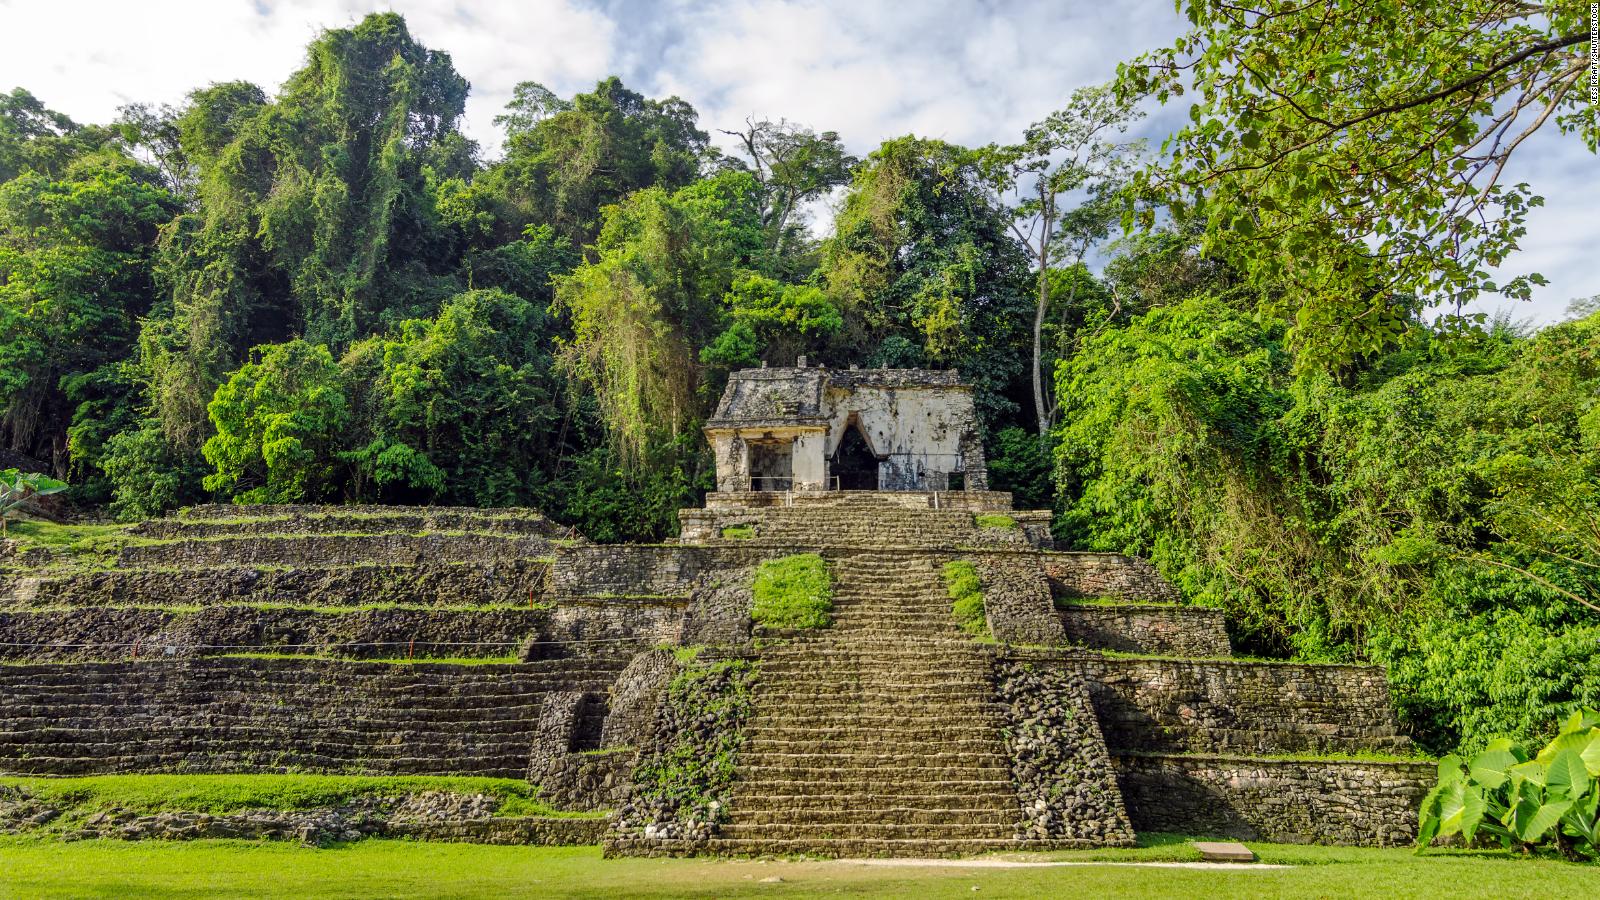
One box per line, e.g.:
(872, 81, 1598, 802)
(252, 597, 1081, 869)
(831, 420, 879, 490)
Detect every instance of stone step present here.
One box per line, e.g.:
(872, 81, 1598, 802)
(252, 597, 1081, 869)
(742, 737, 1003, 754)
(731, 794, 1019, 813)
(739, 763, 1011, 781)
(717, 822, 1015, 840)
(700, 837, 1048, 857)
(732, 778, 1016, 797)
(727, 808, 1020, 827)
(738, 750, 1006, 768)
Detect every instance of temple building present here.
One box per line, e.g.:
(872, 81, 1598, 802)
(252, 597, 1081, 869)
(703, 360, 989, 493)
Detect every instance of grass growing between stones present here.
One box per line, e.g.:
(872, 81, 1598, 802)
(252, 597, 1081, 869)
(943, 560, 989, 638)
(750, 554, 832, 630)
(719, 524, 755, 540)
(973, 514, 1018, 530)
(0, 774, 597, 818)
(1, 837, 1596, 899)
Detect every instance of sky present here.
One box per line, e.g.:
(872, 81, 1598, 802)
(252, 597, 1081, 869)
(0, 0, 1593, 323)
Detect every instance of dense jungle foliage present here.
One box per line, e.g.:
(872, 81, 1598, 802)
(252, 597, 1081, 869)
(0, 7, 1594, 755)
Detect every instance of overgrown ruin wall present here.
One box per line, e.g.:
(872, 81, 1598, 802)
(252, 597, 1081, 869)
(117, 533, 557, 569)
(1026, 652, 1410, 755)
(0, 657, 626, 778)
(1041, 554, 1177, 601)
(1057, 604, 1230, 657)
(1, 560, 551, 609)
(1113, 754, 1434, 847)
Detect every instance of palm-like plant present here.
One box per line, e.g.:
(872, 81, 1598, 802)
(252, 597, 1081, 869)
(1419, 709, 1600, 859)
(0, 469, 68, 536)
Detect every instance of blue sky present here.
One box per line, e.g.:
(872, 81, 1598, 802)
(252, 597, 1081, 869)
(2, 0, 1592, 323)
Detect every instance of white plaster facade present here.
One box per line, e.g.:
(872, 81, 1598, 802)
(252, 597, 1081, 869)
(704, 365, 988, 492)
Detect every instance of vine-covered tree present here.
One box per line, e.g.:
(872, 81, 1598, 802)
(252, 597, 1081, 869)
(1119, 1, 1598, 366)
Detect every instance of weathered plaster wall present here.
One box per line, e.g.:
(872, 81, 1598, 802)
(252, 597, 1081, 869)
(1114, 754, 1434, 846)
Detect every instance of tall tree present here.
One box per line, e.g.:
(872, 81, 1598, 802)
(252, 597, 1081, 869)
(1119, 1, 1597, 366)
(142, 12, 473, 448)
(491, 77, 710, 243)
(718, 118, 856, 268)
(820, 136, 1034, 426)
(980, 85, 1142, 437)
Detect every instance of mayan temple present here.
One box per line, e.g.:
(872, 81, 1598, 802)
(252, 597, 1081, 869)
(0, 364, 1434, 854)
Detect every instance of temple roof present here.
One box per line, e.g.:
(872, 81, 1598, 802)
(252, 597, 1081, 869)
(706, 365, 969, 430)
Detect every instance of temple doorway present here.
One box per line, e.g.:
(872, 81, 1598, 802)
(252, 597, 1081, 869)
(748, 440, 794, 491)
(831, 419, 879, 490)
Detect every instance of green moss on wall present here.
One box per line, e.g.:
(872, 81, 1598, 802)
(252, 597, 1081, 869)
(751, 553, 833, 629)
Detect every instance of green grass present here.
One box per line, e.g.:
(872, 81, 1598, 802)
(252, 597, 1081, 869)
(0, 837, 1594, 899)
(719, 524, 755, 540)
(750, 554, 833, 629)
(943, 559, 989, 638)
(0, 774, 596, 819)
(974, 513, 1018, 530)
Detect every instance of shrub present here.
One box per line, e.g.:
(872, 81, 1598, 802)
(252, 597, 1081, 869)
(974, 513, 1018, 530)
(1417, 709, 1600, 860)
(750, 554, 832, 629)
(945, 559, 989, 637)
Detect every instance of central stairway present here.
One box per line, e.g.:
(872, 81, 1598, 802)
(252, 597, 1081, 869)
(714, 551, 1026, 856)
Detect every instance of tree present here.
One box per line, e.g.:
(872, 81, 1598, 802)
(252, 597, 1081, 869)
(979, 85, 1142, 437)
(346, 288, 564, 506)
(820, 136, 1034, 426)
(0, 162, 177, 474)
(201, 340, 350, 503)
(492, 77, 710, 242)
(553, 170, 763, 467)
(1118, 1, 1598, 366)
(718, 118, 856, 268)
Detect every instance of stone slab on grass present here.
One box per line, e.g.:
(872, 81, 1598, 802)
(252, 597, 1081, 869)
(1193, 841, 1256, 862)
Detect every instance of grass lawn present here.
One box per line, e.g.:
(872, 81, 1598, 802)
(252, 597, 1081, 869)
(0, 837, 1592, 899)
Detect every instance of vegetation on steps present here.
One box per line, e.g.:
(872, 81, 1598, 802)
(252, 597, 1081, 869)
(943, 559, 989, 638)
(614, 656, 756, 843)
(973, 514, 1018, 531)
(750, 554, 833, 630)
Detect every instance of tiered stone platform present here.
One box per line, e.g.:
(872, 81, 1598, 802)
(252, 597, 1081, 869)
(0, 493, 1433, 852)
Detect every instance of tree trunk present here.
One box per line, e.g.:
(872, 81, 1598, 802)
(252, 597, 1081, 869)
(1032, 189, 1053, 443)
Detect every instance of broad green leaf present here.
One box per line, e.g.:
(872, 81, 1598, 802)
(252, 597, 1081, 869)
(1545, 749, 1591, 799)
(1581, 729, 1600, 777)
(1459, 787, 1488, 843)
(1510, 760, 1547, 788)
(1516, 799, 1573, 843)
(1469, 748, 1518, 789)
(1436, 754, 1465, 785)
(1435, 781, 1469, 836)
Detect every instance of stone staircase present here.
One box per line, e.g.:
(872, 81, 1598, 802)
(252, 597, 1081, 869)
(713, 551, 1027, 855)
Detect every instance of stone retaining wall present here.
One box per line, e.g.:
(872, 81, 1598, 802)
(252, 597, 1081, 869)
(1, 561, 551, 609)
(1057, 604, 1230, 657)
(0, 606, 547, 660)
(135, 510, 570, 540)
(0, 657, 627, 778)
(1041, 554, 1178, 602)
(1024, 652, 1411, 755)
(994, 660, 1134, 845)
(1113, 753, 1434, 847)
(118, 533, 557, 569)
(967, 554, 1065, 646)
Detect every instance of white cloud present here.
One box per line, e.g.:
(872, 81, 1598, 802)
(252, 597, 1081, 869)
(0, 0, 1593, 321)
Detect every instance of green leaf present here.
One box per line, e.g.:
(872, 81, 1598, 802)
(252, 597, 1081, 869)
(1546, 749, 1591, 799)
(1516, 799, 1573, 843)
(1469, 748, 1519, 789)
